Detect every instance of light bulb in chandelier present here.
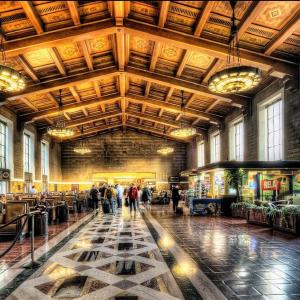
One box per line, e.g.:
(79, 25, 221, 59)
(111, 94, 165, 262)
(73, 126, 91, 155)
(157, 146, 174, 155)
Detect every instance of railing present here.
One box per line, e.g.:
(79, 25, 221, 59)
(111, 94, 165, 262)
(0, 210, 42, 268)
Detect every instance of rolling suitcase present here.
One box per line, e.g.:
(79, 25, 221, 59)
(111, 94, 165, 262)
(103, 201, 110, 214)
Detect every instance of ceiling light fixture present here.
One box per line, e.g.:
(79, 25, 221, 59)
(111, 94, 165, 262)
(73, 126, 91, 155)
(47, 89, 74, 138)
(0, 21, 25, 92)
(208, 0, 261, 94)
(170, 90, 197, 138)
(157, 126, 174, 155)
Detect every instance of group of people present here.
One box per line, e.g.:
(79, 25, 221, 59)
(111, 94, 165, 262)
(89, 183, 152, 214)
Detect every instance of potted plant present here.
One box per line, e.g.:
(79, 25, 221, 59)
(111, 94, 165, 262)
(247, 203, 272, 226)
(225, 168, 245, 201)
(272, 206, 300, 234)
(231, 202, 251, 218)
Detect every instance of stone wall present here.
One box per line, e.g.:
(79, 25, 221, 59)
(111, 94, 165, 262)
(61, 130, 187, 182)
(187, 81, 300, 169)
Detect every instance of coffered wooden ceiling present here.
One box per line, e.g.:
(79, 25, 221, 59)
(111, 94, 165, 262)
(1, 1, 299, 141)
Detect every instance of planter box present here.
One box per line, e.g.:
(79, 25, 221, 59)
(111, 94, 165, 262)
(273, 211, 300, 234)
(247, 209, 271, 226)
(231, 206, 247, 218)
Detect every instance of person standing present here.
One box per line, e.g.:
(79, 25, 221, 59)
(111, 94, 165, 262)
(104, 185, 117, 214)
(142, 185, 151, 207)
(171, 185, 180, 213)
(90, 185, 99, 210)
(127, 183, 138, 213)
(115, 184, 123, 208)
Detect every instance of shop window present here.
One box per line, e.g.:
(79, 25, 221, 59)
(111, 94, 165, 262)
(229, 117, 244, 161)
(0, 121, 7, 169)
(41, 141, 49, 176)
(210, 132, 220, 163)
(197, 141, 205, 167)
(258, 90, 283, 161)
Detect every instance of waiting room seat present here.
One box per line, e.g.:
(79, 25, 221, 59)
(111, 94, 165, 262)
(0, 201, 29, 239)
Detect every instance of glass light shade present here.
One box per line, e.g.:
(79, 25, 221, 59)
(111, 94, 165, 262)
(47, 119, 74, 138)
(157, 147, 174, 155)
(208, 66, 261, 94)
(170, 127, 197, 138)
(0, 65, 26, 92)
(73, 145, 91, 155)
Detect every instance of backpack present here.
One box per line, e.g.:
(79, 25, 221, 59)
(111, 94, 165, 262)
(106, 189, 112, 199)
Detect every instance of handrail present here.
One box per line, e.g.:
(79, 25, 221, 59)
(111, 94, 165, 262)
(0, 210, 41, 259)
(0, 214, 30, 258)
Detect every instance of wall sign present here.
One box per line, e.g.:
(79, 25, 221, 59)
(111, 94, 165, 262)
(261, 179, 280, 191)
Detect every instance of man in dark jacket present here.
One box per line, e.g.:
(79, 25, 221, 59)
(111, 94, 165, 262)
(90, 185, 99, 210)
(141, 186, 151, 206)
(171, 185, 180, 212)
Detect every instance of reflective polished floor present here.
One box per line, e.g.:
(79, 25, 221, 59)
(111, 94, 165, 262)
(2, 204, 300, 299)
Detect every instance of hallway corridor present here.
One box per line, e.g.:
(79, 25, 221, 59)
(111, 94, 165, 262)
(5, 209, 210, 300)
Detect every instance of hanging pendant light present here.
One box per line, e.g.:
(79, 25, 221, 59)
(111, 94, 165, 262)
(73, 126, 91, 155)
(47, 89, 74, 138)
(170, 90, 196, 138)
(0, 20, 26, 92)
(208, 0, 261, 94)
(157, 126, 174, 155)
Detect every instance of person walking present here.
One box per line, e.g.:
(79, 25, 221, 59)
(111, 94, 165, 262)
(104, 185, 117, 214)
(115, 184, 123, 208)
(90, 185, 99, 210)
(171, 185, 180, 213)
(127, 183, 138, 213)
(141, 185, 151, 207)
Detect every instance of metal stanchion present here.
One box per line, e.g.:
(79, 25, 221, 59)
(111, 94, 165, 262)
(23, 211, 42, 269)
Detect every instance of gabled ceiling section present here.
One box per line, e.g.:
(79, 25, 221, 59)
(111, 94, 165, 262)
(0, 0, 299, 142)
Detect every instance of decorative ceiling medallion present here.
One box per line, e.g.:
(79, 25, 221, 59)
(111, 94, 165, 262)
(24, 49, 53, 67)
(270, 8, 281, 18)
(160, 45, 182, 62)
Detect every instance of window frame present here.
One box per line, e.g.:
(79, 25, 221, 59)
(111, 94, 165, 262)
(0, 121, 7, 169)
(41, 141, 49, 176)
(197, 141, 205, 167)
(229, 116, 244, 161)
(210, 131, 220, 163)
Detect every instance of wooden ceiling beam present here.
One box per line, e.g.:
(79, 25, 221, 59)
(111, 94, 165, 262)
(236, 2, 269, 42)
(202, 58, 223, 84)
(47, 92, 58, 106)
(48, 47, 67, 76)
(126, 123, 191, 142)
(69, 86, 81, 103)
(80, 40, 94, 71)
(21, 97, 38, 112)
(126, 66, 247, 108)
(113, 1, 126, 25)
(165, 87, 174, 102)
(93, 81, 101, 97)
(192, 117, 202, 126)
(64, 123, 122, 140)
(20, 94, 121, 122)
(144, 81, 151, 97)
(264, 11, 300, 55)
(205, 99, 221, 113)
(150, 41, 161, 72)
(82, 108, 88, 117)
(7, 67, 119, 101)
(194, 1, 215, 36)
(63, 112, 71, 120)
(158, 1, 170, 28)
(124, 19, 297, 78)
(175, 113, 182, 121)
(67, 1, 81, 26)
(66, 111, 121, 128)
(185, 94, 197, 108)
(126, 94, 220, 124)
(158, 109, 164, 117)
(5, 19, 116, 57)
(116, 30, 125, 71)
(176, 50, 192, 77)
(20, 1, 44, 34)
(18, 55, 39, 83)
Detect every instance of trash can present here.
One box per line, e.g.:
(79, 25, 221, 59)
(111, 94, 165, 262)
(57, 204, 69, 222)
(30, 212, 48, 236)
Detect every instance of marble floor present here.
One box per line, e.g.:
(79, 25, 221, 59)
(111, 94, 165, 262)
(2, 204, 300, 299)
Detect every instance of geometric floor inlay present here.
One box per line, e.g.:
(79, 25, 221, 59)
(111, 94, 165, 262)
(8, 209, 182, 300)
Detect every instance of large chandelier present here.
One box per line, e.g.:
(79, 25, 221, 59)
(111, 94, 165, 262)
(208, 0, 261, 94)
(170, 90, 196, 138)
(0, 34, 26, 92)
(158, 127, 174, 155)
(47, 89, 74, 138)
(73, 127, 91, 155)
(157, 147, 174, 155)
